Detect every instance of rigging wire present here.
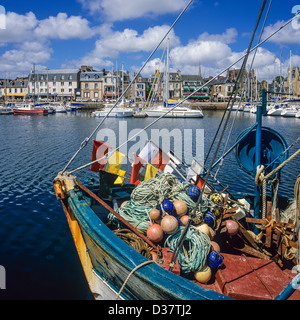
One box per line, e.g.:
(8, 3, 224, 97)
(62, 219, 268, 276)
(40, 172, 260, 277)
(61, 0, 194, 175)
(211, 0, 273, 186)
(168, 0, 268, 271)
(66, 7, 300, 176)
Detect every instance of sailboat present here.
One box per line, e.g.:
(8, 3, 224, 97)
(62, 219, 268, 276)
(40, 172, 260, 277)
(145, 39, 203, 118)
(53, 3, 300, 301)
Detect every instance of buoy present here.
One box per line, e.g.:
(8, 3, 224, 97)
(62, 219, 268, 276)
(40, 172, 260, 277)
(147, 224, 164, 242)
(211, 193, 223, 204)
(161, 215, 178, 234)
(196, 223, 210, 237)
(210, 241, 220, 253)
(226, 220, 239, 236)
(194, 266, 212, 283)
(159, 200, 175, 215)
(121, 201, 127, 207)
(204, 211, 216, 228)
(173, 200, 188, 217)
(149, 209, 161, 221)
(180, 215, 190, 225)
(187, 185, 201, 202)
(207, 251, 223, 269)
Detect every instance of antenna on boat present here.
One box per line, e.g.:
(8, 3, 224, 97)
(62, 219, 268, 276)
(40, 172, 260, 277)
(61, 0, 194, 175)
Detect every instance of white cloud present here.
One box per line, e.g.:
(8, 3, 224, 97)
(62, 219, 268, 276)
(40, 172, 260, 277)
(77, 24, 179, 69)
(197, 28, 238, 44)
(0, 12, 38, 43)
(78, 0, 188, 21)
(34, 13, 95, 40)
(263, 20, 300, 45)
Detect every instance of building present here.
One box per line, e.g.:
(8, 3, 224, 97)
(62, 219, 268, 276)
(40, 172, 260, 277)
(80, 66, 105, 101)
(182, 74, 210, 101)
(0, 77, 29, 101)
(28, 68, 80, 101)
(212, 77, 236, 101)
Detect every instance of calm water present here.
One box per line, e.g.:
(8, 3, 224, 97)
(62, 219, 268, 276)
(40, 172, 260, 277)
(0, 110, 299, 299)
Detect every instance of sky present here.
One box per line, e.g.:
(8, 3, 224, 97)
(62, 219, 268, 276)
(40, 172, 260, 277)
(0, 0, 300, 82)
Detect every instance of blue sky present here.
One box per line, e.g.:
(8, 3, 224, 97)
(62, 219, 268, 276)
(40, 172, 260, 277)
(0, 0, 300, 81)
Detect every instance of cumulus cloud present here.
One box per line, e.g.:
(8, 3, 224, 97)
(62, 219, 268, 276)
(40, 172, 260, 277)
(77, 24, 179, 69)
(78, 0, 188, 21)
(263, 20, 300, 45)
(34, 13, 95, 40)
(0, 12, 38, 43)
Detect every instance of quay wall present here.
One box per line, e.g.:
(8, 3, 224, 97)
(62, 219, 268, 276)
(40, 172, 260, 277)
(79, 102, 228, 110)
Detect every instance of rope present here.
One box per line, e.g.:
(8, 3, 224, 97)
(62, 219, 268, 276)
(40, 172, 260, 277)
(256, 148, 300, 219)
(165, 226, 211, 274)
(113, 229, 152, 259)
(115, 260, 156, 300)
(108, 199, 152, 234)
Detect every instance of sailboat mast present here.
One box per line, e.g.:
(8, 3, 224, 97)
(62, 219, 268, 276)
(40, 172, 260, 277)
(165, 38, 170, 105)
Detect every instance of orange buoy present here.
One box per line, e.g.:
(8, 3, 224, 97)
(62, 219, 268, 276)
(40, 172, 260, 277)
(194, 266, 212, 283)
(210, 241, 220, 253)
(180, 215, 190, 225)
(226, 220, 239, 236)
(147, 224, 164, 243)
(196, 223, 210, 237)
(149, 209, 161, 221)
(161, 215, 178, 234)
(173, 200, 188, 217)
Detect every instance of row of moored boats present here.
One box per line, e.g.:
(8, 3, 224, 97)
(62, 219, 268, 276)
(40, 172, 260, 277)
(0, 102, 81, 115)
(231, 101, 300, 117)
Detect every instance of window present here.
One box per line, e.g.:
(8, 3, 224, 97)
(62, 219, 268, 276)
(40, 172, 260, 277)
(53, 82, 56, 86)
(94, 92, 99, 98)
(69, 88, 72, 93)
(85, 83, 89, 89)
(69, 82, 72, 86)
(94, 83, 99, 89)
(84, 92, 90, 98)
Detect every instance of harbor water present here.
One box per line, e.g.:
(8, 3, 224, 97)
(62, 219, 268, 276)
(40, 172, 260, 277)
(0, 110, 299, 299)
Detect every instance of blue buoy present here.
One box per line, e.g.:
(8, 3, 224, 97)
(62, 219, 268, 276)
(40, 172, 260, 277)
(160, 200, 175, 215)
(207, 251, 223, 269)
(204, 211, 216, 229)
(187, 186, 201, 202)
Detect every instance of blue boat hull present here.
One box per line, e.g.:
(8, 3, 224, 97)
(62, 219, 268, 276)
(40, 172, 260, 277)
(63, 187, 231, 300)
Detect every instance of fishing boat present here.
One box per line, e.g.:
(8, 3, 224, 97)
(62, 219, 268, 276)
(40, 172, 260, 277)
(13, 103, 48, 115)
(53, 88, 300, 300)
(53, 2, 300, 301)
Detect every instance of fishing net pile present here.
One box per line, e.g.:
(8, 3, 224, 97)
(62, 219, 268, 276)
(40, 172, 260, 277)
(108, 173, 225, 280)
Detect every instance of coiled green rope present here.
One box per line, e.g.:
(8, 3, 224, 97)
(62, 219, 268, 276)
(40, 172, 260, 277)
(108, 199, 152, 234)
(165, 226, 211, 274)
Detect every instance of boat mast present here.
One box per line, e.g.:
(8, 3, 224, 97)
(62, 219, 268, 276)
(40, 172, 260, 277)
(164, 38, 170, 106)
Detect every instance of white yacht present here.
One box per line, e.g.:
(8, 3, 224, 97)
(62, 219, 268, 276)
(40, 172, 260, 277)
(145, 104, 203, 118)
(93, 105, 133, 118)
(281, 106, 298, 117)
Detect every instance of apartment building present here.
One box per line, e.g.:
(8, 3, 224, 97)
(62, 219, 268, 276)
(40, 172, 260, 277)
(28, 68, 80, 101)
(0, 77, 28, 101)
